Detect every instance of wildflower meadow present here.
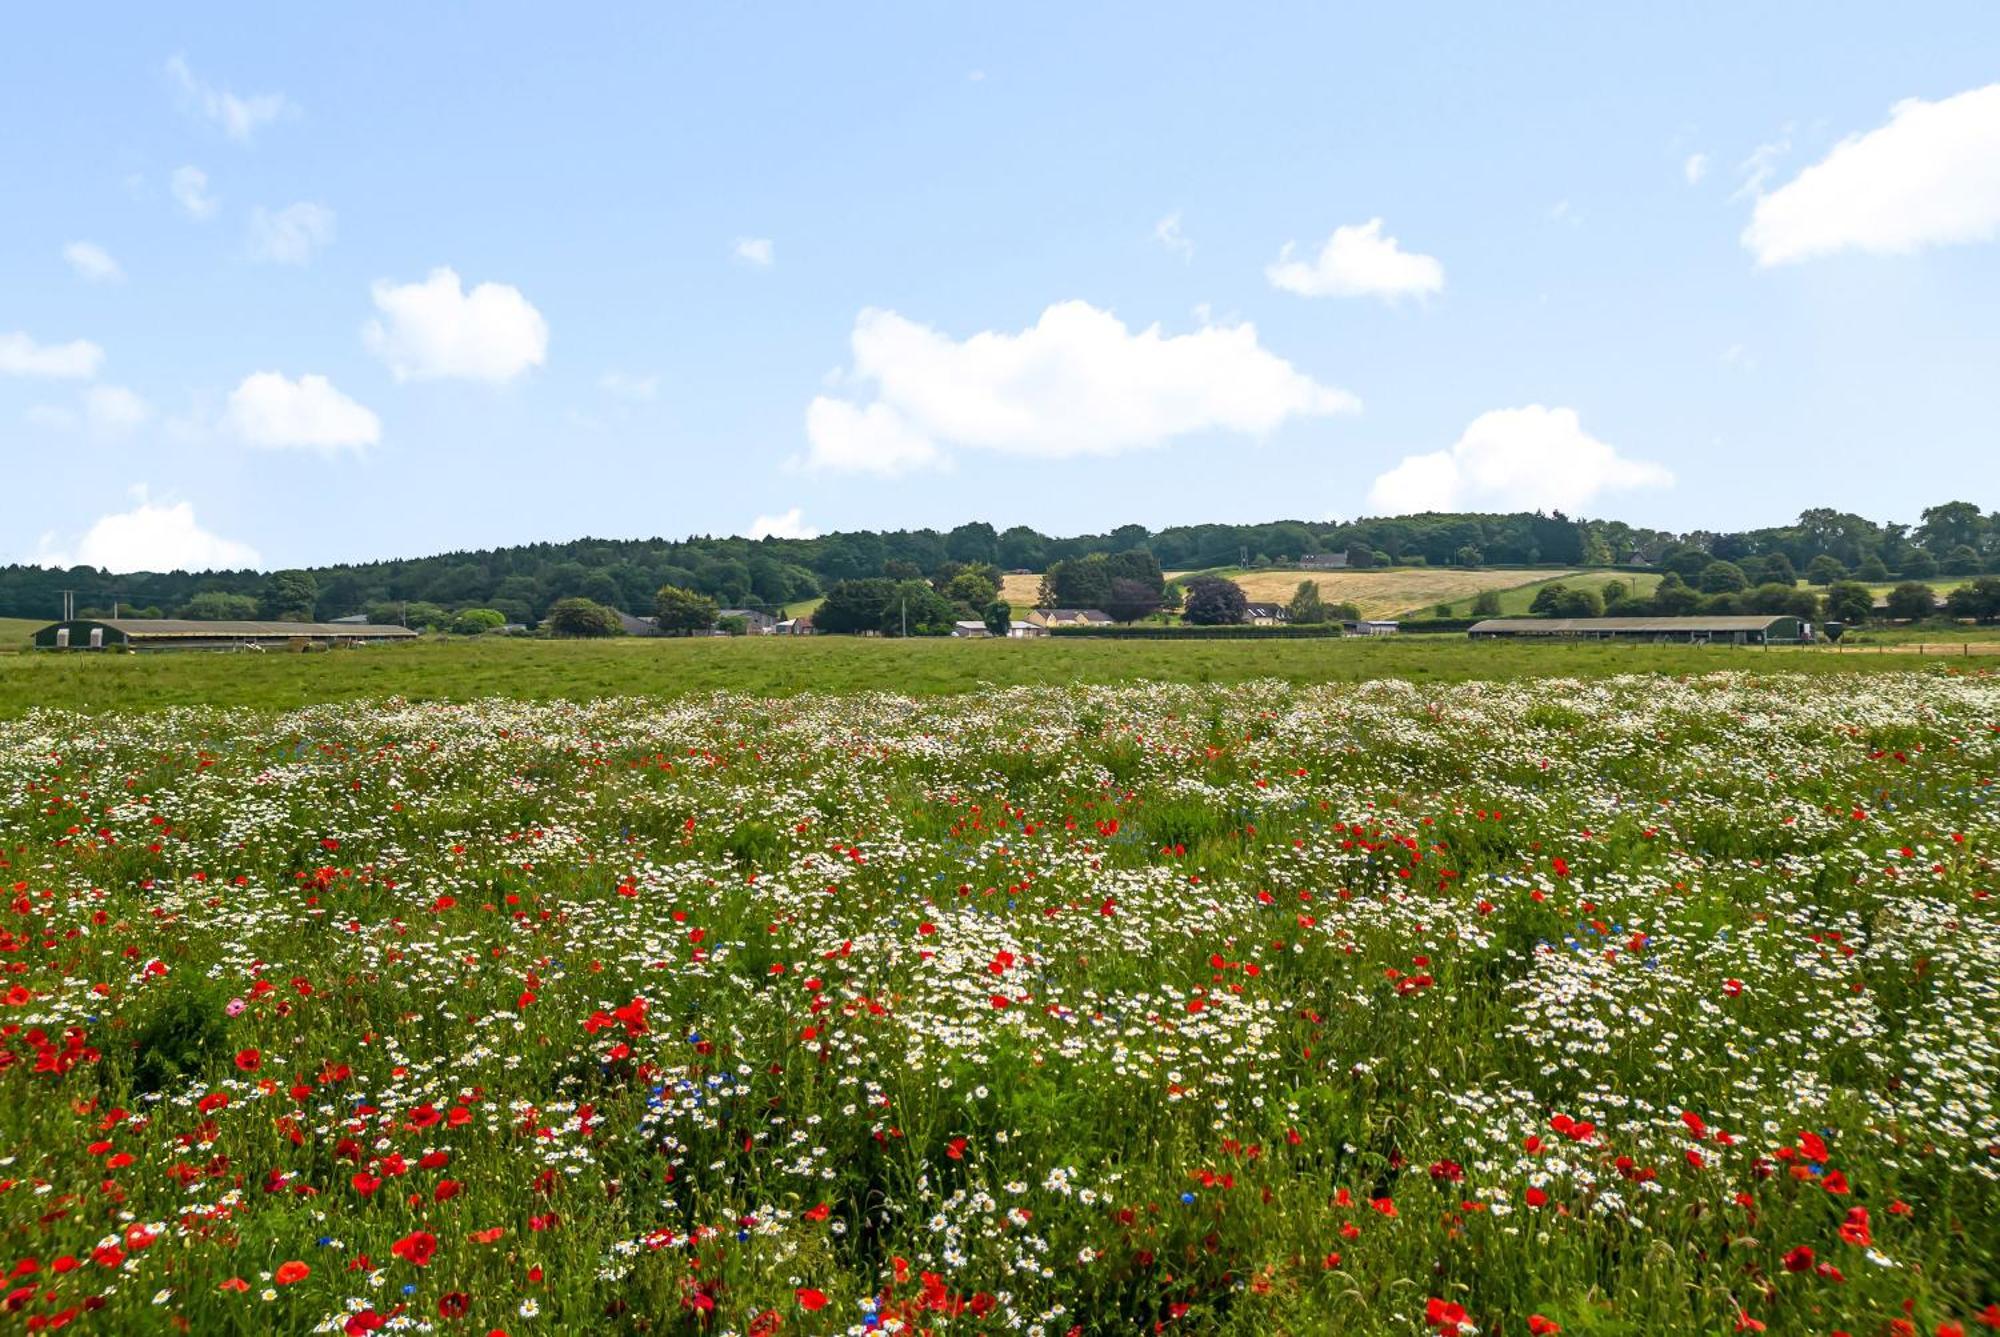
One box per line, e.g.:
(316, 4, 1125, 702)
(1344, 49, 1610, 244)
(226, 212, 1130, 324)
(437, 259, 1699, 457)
(0, 669, 1993, 1335)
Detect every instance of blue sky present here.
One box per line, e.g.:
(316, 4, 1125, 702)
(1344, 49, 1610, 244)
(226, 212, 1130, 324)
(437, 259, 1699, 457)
(4, 4, 1999, 572)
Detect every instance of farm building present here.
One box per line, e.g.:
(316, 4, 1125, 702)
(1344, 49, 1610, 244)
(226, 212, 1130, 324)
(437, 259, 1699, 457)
(1006, 621, 1048, 638)
(1467, 614, 1812, 644)
(718, 608, 778, 634)
(1342, 619, 1400, 636)
(1298, 552, 1350, 570)
(1028, 608, 1113, 629)
(775, 615, 816, 635)
(950, 620, 991, 638)
(33, 618, 420, 652)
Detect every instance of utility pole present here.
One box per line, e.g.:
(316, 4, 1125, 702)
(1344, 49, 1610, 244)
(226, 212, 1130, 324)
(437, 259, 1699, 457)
(900, 596, 907, 638)
(59, 589, 75, 621)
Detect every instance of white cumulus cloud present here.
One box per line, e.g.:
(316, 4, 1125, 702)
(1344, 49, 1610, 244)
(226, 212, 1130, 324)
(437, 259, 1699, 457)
(249, 202, 335, 264)
(1367, 405, 1672, 516)
(365, 268, 549, 382)
(165, 54, 292, 143)
(745, 507, 820, 540)
(36, 488, 261, 573)
(805, 300, 1355, 475)
(1, 331, 104, 379)
(172, 166, 218, 220)
(64, 241, 123, 283)
(1744, 84, 2000, 265)
(224, 372, 380, 451)
(1266, 219, 1444, 300)
(733, 237, 775, 268)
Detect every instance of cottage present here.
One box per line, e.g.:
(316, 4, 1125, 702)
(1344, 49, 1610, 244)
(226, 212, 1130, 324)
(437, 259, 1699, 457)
(614, 610, 664, 637)
(775, 615, 816, 635)
(1467, 614, 1812, 644)
(717, 608, 778, 634)
(33, 618, 419, 652)
(1028, 608, 1114, 629)
(1243, 601, 1288, 626)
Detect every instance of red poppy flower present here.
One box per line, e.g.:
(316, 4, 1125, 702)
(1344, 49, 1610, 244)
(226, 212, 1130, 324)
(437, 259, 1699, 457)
(438, 1292, 470, 1319)
(274, 1260, 310, 1285)
(391, 1231, 438, 1267)
(797, 1288, 828, 1311)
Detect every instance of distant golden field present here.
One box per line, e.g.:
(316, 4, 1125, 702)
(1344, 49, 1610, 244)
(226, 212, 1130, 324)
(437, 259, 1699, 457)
(1182, 568, 1579, 619)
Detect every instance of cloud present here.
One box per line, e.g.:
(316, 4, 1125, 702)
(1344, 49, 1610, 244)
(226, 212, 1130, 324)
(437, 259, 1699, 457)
(1153, 211, 1194, 261)
(1367, 405, 1672, 515)
(224, 372, 380, 451)
(165, 54, 292, 143)
(745, 507, 820, 540)
(1683, 152, 1709, 185)
(64, 241, 123, 283)
(733, 237, 775, 268)
(597, 370, 658, 401)
(1266, 219, 1444, 301)
(364, 268, 549, 382)
(1, 331, 104, 378)
(85, 385, 151, 434)
(1733, 132, 1792, 202)
(249, 202, 335, 264)
(172, 166, 218, 220)
(36, 488, 261, 573)
(1743, 83, 2000, 265)
(805, 300, 1355, 475)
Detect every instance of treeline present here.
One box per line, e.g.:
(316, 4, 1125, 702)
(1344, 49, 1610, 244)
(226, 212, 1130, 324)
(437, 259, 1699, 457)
(1, 502, 1994, 625)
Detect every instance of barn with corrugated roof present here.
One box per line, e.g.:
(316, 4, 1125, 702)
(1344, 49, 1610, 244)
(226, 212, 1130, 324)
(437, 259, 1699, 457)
(1467, 614, 1811, 644)
(32, 618, 420, 652)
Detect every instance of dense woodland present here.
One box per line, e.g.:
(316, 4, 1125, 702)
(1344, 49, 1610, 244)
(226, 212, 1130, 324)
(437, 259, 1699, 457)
(2, 502, 1995, 625)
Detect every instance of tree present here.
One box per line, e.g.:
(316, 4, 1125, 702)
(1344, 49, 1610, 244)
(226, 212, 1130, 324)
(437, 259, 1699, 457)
(716, 614, 749, 636)
(1181, 576, 1248, 625)
(983, 600, 1011, 637)
(1944, 575, 2000, 622)
(1900, 550, 1938, 579)
(1884, 582, 1937, 622)
(1805, 554, 1846, 586)
(451, 608, 506, 635)
(1454, 545, 1483, 568)
(1744, 582, 1819, 619)
(1857, 555, 1891, 582)
(1760, 552, 1798, 587)
(654, 584, 719, 636)
(1651, 574, 1703, 616)
(1344, 545, 1375, 569)
(1287, 580, 1328, 625)
(1698, 561, 1749, 594)
(1470, 589, 1503, 617)
(1599, 579, 1628, 607)
(1104, 578, 1163, 623)
(944, 568, 1001, 609)
(1943, 544, 1982, 576)
(182, 590, 260, 621)
(813, 580, 896, 634)
(1916, 500, 1984, 555)
(1528, 583, 1570, 615)
(546, 597, 622, 637)
(1548, 587, 1604, 618)
(1824, 581, 1874, 624)
(262, 570, 318, 621)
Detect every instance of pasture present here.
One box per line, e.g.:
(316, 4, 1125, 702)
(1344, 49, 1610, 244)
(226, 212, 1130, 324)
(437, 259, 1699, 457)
(0, 670, 1993, 1334)
(0, 631, 1945, 719)
(1172, 567, 1573, 619)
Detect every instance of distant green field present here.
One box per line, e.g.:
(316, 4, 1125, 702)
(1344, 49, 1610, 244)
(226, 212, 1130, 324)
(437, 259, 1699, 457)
(0, 618, 44, 651)
(1430, 570, 1663, 617)
(0, 631, 1953, 718)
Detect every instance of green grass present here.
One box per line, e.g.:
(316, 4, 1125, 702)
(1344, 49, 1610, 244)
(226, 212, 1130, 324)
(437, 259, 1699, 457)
(0, 631, 1955, 718)
(1430, 570, 1663, 617)
(0, 617, 44, 651)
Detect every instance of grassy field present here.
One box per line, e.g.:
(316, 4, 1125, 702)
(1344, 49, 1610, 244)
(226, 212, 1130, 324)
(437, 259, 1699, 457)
(0, 670, 1991, 1334)
(0, 616, 44, 651)
(0, 631, 1967, 718)
(1429, 570, 1665, 617)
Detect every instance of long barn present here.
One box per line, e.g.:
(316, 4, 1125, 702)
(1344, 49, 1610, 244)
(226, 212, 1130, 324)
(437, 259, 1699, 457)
(1468, 614, 1813, 644)
(33, 618, 421, 652)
